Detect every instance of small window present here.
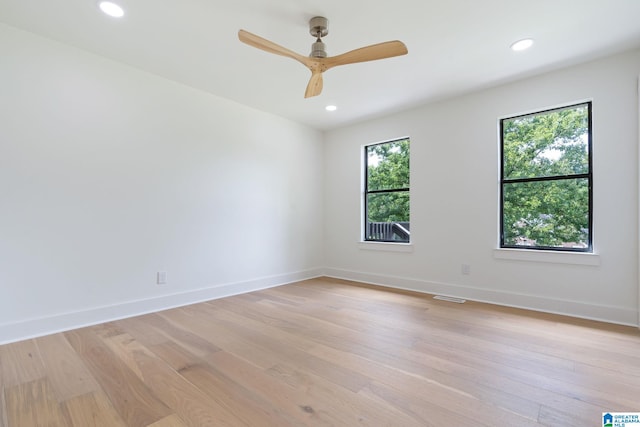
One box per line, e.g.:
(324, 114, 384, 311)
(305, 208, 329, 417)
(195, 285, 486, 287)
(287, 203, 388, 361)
(500, 102, 592, 251)
(364, 138, 410, 243)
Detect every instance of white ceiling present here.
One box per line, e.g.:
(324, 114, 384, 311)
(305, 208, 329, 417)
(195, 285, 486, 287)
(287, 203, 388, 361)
(1, 0, 640, 131)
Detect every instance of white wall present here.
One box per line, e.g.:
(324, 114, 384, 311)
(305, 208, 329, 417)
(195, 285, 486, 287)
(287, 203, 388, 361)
(324, 48, 640, 326)
(0, 24, 324, 343)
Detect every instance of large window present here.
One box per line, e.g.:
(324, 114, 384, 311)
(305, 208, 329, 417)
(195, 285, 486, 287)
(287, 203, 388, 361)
(500, 102, 592, 252)
(364, 138, 410, 243)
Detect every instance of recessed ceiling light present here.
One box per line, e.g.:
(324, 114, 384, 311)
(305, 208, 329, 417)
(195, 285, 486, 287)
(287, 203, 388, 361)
(511, 38, 534, 52)
(99, 1, 124, 18)
(325, 105, 337, 112)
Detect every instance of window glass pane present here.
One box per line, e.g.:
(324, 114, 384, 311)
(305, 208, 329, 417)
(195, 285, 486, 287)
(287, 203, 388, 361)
(503, 178, 589, 249)
(366, 192, 410, 242)
(367, 139, 410, 191)
(503, 105, 589, 180)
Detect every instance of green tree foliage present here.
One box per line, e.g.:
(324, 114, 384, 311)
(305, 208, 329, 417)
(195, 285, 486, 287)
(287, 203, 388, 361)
(366, 139, 410, 223)
(502, 105, 590, 248)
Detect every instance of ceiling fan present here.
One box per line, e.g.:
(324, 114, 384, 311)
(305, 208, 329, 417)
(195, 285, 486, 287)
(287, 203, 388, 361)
(238, 16, 408, 98)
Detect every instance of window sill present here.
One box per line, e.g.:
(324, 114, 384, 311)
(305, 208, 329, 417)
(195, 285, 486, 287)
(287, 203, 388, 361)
(358, 241, 414, 253)
(493, 248, 600, 266)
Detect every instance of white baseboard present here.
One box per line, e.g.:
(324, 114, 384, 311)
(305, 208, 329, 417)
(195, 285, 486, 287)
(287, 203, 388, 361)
(323, 267, 639, 327)
(0, 268, 323, 345)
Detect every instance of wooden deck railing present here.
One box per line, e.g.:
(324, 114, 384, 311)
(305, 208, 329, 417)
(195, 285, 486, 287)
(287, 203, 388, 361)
(366, 222, 410, 242)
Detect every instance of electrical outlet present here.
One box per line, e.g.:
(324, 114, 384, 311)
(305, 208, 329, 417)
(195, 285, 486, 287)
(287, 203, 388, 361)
(157, 271, 167, 285)
(461, 264, 471, 275)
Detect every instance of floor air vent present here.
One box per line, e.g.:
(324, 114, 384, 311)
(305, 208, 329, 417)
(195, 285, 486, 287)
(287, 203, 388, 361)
(433, 295, 466, 303)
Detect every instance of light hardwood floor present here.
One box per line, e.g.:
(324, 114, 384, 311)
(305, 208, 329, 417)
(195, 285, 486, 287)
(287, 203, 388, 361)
(1, 277, 639, 426)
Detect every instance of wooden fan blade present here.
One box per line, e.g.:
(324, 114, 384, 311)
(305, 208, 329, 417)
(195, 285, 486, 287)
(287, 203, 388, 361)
(238, 29, 311, 67)
(304, 72, 323, 98)
(324, 41, 408, 70)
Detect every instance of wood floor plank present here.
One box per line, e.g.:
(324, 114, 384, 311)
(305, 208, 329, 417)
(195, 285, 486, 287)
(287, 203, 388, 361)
(4, 378, 69, 427)
(35, 334, 99, 402)
(157, 307, 277, 370)
(137, 312, 221, 358)
(307, 339, 544, 423)
(272, 357, 540, 427)
(147, 414, 189, 427)
(103, 332, 250, 427)
(413, 332, 640, 411)
(442, 311, 640, 373)
(208, 349, 423, 426)
(178, 359, 303, 426)
(358, 380, 488, 427)
(89, 322, 127, 340)
(0, 356, 6, 427)
(64, 328, 172, 427)
(537, 404, 589, 427)
(114, 315, 169, 347)
(264, 361, 427, 426)
(0, 385, 6, 427)
(205, 349, 343, 426)
(198, 303, 371, 393)
(150, 342, 278, 425)
(117, 312, 220, 359)
(0, 340, 46, 387)
(62, 391, 126, 427)
(145, 341, 196, 373)
(245, 293, 422, 351)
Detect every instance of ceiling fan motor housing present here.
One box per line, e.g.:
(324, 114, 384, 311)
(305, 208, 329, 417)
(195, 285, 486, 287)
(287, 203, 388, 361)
(310, 40, 327, 58)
